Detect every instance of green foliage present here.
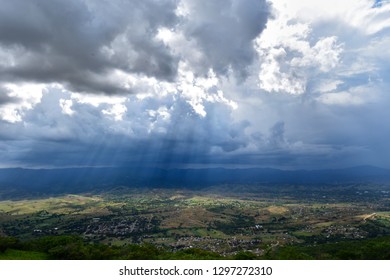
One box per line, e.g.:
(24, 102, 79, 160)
(0, 236, 19, 253)
(0, 249, 48, 260)
(234, 251, 258, 260)
(1, 235, 390, 260)
(122, 243, 162, 260)
(268, 236, 390, 260)
(265, 246, 314, 260)
(170, 248, 224, 260)
(25, 235, 82, 253)
(0, 235, 223, 260)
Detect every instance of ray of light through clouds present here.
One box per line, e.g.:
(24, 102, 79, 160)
(0, 0, 389, 169)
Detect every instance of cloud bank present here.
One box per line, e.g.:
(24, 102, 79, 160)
(1, 0, 390, 170)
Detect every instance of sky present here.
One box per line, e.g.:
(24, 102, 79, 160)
(0, 0, 390, 170)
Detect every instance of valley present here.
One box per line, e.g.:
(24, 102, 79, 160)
(1, 183, 390, 259)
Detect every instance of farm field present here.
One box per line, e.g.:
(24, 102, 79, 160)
(0, 184, 390, 259)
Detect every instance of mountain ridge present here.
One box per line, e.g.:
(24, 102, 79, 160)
(1, 165, 390, 191)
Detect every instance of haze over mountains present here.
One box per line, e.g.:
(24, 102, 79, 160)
(0, 165, 389, 198)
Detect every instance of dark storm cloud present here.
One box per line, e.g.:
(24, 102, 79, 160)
(181, 0, 270, 78)
(0, 87, 20, 105)
(0, 0, 179, 94)
(0, 0, 271, 94)
(4, 0, 390, 171)
(268, 121, 286, 148)
(0, 87, 252, 168)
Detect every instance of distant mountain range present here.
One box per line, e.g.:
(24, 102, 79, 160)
(0, 165, 390, 198)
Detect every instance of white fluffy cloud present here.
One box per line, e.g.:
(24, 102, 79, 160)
(0, 83, 44, 122)
(255, 2, 343, 95)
